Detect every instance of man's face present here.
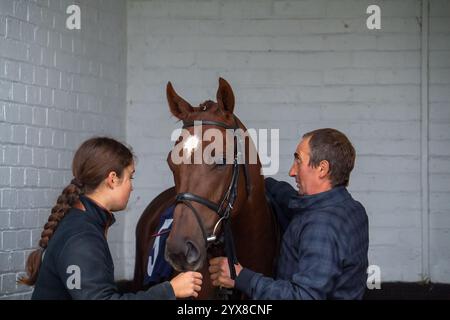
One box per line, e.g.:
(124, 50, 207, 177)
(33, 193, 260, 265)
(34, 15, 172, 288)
(289, 137, 321, 195)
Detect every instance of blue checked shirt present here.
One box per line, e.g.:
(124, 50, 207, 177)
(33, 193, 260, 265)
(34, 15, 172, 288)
(235, 178, 369, 300)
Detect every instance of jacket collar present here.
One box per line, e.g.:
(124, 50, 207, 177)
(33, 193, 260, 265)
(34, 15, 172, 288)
(288, 186, 351, 211)
(79, 195, 116, 233)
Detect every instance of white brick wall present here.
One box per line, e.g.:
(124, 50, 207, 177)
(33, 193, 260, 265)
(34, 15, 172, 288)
(127, 0, 449, 284)
(429, 0, 450, 284)
(0, 0, 127, 299)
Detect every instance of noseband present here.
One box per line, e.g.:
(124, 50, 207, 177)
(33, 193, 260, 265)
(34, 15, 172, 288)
(174, 115, 249, 279)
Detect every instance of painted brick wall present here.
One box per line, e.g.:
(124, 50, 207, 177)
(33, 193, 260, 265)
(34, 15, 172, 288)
(429, 0, 450, 283)
(0, 0, 127, 299)
(127, 0, 449, 284)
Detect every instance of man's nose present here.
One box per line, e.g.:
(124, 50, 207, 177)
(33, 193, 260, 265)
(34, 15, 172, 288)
(289, 164, 296, 177)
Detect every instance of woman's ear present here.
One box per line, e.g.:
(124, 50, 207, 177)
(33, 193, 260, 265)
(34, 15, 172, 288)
(106, 171, 119, 189)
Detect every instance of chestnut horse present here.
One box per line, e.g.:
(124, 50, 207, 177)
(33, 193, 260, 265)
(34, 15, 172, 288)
(132, 78, 279, 299)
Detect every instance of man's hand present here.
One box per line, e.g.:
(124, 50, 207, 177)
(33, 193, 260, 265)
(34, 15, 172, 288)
(208, 257, 242, 289)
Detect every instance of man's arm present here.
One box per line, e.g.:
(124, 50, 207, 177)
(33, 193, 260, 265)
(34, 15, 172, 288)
(235, 215, 341, 299)
(265, 177, 299, 224)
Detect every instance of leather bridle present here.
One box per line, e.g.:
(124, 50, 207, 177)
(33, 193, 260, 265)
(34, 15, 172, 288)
(174, 115, 250, 279)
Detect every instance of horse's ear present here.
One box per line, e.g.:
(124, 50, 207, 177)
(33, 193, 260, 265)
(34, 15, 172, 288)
(167, 82, 194, 120)
(216, 78, 235, 113)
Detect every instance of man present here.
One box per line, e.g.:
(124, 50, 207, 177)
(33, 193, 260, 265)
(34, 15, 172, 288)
(209, 128, 369, 299)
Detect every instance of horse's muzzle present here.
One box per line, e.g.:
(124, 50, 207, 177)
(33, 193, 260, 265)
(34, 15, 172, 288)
(165, 240, 204, 271)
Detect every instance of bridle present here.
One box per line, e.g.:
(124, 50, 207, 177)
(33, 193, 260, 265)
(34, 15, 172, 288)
(174, 115, 250, 279)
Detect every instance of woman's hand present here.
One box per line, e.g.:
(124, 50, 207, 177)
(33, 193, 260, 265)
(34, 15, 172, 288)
(170, 271, 203, 298)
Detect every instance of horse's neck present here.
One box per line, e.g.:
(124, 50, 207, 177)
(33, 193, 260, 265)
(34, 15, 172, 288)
(232, 174, 277, 256)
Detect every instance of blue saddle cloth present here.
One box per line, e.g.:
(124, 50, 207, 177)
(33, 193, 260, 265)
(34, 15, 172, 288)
(143, 205, 175, 286)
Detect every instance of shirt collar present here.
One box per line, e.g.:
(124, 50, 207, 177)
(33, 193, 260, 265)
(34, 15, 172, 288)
(79, 195, 116, 229)
(288, 186, 351, 211)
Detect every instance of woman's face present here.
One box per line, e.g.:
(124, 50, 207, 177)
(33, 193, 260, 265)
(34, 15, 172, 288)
(111, 163, 135, 211)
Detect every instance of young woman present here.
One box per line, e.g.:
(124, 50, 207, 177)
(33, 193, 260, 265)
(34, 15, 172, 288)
(20, 137, 202, 299)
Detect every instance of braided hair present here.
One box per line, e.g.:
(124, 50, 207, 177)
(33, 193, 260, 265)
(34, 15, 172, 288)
(19, 137, 134, 286)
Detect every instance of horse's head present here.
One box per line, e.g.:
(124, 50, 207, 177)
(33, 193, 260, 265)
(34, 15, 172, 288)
(164, 78, 250, 271)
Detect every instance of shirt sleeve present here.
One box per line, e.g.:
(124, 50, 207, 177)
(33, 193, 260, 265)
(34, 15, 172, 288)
(235, 216, 341, 300)
(56, 231, 176, 300)
(265, 177, 299, 223)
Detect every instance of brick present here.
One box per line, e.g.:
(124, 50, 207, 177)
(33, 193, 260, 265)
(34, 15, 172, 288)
(431, 17, 450, 33)
(0, 80, 12, 101)
(1, 273, 17, 293)
(39, 128, 53, 146)
(275, 0, 326, 18)
(25, 168, 39, 187)
(33, 148, 46, 167)
(45, 149, 59, 168)
(12, 125, 26, 144)
(430, 174, 450, 193)
(4, 146, 18, 166)
(33, 189, 49, 208)
(430, 51, 450, 68)
(0, 167, 10, 187)
(5, 104, 20, 123)
(19, 105, 33, 125)
(17, 230, 31, 249)
(0, 253, 11, 272)
(37, 168, 51, 187)
(49, 170, 65, 188)
(12, 83, 26, 104)
(6, 17, 21, 41)
(17, 190, 33, 209)
(47, 109, 61, 128)
(52, 130, 64, 148)
(32, 226, 43, 245)
(2, 231, 17, 250)
(9, 210, 24, 228)
(28, 2, 43, 25)
(20, 63, 34, 85)
(23, 211, 39, 228)
(46, 69, 59, 89)
(0, 211, 10, 229)
(48, 30, 60, 50)
(26, 85, 40, 105)
(18, 147, 33, 166)
(32, 107, 47, 126)
(430, 0, 450, 17)
(35, 28, 48, 47)
(10, 251, 25, 271)
(41, 47, 55, 68)
(0, 103, 5, 122)
(28, 44, 42, 65)
(1, 38, 28, 61)
(25, 127, 39, 147)
(5, 60, 20, 82)
(10, 168, 25, 187)
(0, 0, 14, 16)
(14, 1, 29, 21)
(34, 67, 48, 86)
(0, 16, 5, 37)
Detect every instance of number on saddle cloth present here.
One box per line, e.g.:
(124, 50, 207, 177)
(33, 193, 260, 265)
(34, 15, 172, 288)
(144, 205, 175, 286)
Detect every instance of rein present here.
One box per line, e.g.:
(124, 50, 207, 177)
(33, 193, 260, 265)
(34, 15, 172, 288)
(174, 115, 249, 281)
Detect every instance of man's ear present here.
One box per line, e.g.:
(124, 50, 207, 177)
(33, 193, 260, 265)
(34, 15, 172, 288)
(106, 171, 119, 189)
(318, 160, 330, 179)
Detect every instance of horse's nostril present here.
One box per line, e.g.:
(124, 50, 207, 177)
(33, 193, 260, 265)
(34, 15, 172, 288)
(185, 241, 200, 264)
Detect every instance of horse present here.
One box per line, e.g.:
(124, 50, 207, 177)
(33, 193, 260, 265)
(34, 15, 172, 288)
(132, 78, 279, 299)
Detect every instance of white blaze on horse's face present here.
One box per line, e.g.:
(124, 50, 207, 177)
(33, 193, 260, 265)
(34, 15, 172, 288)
(183, 135, 200, 157)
